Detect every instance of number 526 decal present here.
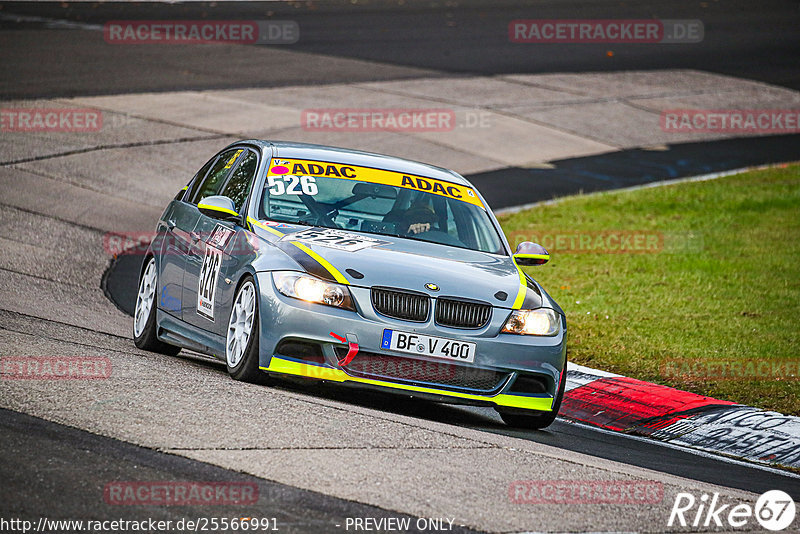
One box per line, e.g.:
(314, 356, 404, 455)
(267, 175, 318, 196)
(197, 244, 223, 320)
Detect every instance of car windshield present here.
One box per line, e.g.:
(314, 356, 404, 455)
(256, 172, 505, 254)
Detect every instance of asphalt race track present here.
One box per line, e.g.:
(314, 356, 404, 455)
(1, 409, 475, 533)
(1, 0, 799, 98)
(1, 1, 799, 532)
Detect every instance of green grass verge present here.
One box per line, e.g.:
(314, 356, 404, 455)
(499, 164, 800, 415)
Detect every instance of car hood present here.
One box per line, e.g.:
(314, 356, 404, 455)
(255, 226, 541, 309)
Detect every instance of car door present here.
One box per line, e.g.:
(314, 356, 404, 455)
(204, 149, 261, 337)
(182, 147, 248, 330)
(156, 155, 217, 317)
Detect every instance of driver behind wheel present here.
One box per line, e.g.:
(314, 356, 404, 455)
(397, 199, 437, 235)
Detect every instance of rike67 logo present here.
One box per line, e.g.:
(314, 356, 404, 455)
(669, 490, 796, 531)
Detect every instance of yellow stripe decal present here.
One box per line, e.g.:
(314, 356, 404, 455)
(247, 216, 285, 237)
(247, 217, 349, 284)
(261, 357, 553, 411)
(198, 203, 238, 217)
(511, 258, 527, 310)
(290, 241, 349, 285)
(268, 158, 484, 209)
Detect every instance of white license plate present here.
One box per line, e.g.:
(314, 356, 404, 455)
(380, 329, 476, 363)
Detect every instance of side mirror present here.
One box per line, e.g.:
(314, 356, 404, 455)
(513, 241, 549, 266)
(198, 195, 239, 221)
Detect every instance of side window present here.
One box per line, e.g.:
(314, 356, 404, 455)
(450, 200, 479, 249)
(184, 156, 217, 202)
(189, 148, 243, 205)
(219, 150, 258, 213)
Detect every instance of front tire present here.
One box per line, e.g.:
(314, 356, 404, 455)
(498, 365, 567, 430)
(133, 257, 180, 356)
(225, 277, 268, 384)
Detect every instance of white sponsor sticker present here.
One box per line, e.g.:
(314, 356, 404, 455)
(282, 228, 387, 252)
(197, 244, 223, 320)
(208, 224, 233, 249)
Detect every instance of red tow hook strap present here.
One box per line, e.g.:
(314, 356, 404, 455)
(329, 332, 359, 366)
(339, 342, 359, 366)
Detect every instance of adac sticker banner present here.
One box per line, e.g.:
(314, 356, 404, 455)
(268, 158, 484, 208)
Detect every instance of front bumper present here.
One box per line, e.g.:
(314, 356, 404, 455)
(254, 272, 567, 412)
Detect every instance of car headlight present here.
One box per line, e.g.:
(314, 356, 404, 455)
(272, 271, 355, 311)
(501, 308, 560, 336)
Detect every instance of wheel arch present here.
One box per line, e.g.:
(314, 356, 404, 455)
(138, 252, 155, 279)
(231, 269, 258, 301)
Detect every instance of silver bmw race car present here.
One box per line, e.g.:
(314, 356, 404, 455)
(134, 141, 567, 428)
